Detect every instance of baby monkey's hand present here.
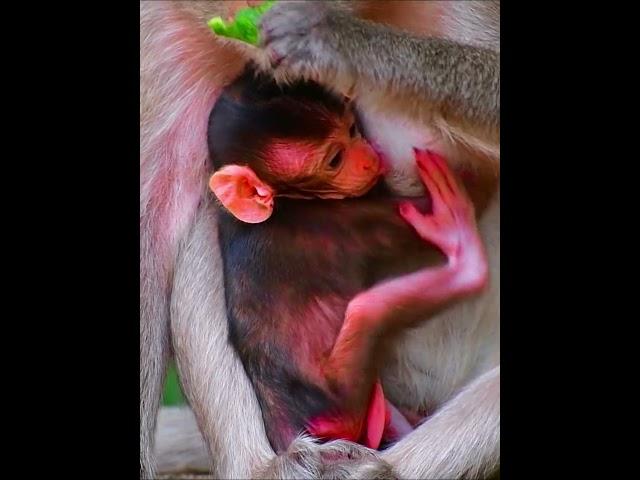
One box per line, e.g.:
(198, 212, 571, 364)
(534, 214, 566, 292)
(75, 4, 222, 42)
(398, 149, 488, 296)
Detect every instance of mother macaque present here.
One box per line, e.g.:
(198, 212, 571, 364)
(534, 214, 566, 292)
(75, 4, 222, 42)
(141, 1, 499, 479)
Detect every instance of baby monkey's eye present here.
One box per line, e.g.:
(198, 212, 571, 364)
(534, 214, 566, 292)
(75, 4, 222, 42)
(328, 150, 344, 170)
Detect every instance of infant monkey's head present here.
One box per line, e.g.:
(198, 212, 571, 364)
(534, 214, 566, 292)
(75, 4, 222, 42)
(207, 64, 382, 223)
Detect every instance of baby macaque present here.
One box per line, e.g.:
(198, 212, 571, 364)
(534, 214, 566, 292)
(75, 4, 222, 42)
(207, 64, 488, 453)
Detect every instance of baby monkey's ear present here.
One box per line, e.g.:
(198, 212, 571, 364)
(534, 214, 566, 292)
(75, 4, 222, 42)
(209, 165, 275, 223)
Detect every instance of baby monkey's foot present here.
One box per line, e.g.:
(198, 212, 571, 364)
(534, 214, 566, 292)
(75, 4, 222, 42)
(255, 436, 397, 480)
(317, 440, 397, 480)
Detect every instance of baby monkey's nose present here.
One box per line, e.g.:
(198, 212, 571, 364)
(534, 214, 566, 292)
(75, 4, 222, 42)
(361, 156, 376, 170)
(352, 141, 380, 172)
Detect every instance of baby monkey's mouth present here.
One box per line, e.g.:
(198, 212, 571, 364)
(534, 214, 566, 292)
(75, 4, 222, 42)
(358, 173, 384, 197)
(352, 109, 391, 175)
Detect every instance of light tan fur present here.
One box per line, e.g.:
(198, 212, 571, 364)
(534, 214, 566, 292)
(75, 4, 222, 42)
(141, 1, 500, 478)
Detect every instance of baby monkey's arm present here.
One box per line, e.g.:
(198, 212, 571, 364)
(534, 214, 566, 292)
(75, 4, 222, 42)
(312, 150, 488, 443)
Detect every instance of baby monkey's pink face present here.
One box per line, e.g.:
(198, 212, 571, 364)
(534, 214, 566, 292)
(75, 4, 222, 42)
(265, 109, 383, 199)
(209, 105, 384, 224)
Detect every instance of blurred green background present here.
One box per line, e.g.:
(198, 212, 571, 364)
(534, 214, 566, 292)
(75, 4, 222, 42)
(162, 362, 186, 406)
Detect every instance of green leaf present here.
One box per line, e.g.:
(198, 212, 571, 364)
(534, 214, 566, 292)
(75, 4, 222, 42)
(162, 362, 185, 406)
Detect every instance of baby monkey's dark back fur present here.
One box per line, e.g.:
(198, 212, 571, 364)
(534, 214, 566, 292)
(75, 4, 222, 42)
(207, 66, 439, 452)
